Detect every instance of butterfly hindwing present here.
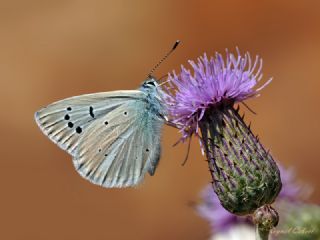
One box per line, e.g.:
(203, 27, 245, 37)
(73, 101, 163, 188)
(35, 90, 143, 156)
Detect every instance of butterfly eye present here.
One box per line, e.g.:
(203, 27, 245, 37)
(147, 81, 155, 86)
(144, 80, 156, 87)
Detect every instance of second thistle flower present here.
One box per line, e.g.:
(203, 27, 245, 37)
(163, 49, 282, 217)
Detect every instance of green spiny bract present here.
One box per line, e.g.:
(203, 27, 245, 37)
(199, 104, 282, 215)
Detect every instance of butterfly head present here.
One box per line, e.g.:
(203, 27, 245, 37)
(141, 76, 159, 91)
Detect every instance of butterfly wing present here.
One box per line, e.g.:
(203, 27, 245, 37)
(35, 90, 143, 156)
(73, 100, 164, 188)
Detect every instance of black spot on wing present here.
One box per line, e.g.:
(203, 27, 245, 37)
(64, 114, 70, 120)
(68, 122, 74, 128)
(76, 126, 82, 134)
(67, 107, 72, 111)
(89, 106, 95, 118)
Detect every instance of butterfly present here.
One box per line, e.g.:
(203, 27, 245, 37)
(35, 41, 180, 188)
(35, 76, 172, 188)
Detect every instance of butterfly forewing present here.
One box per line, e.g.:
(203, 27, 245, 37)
(74, 101, 163, 188)
(35, 90, 143, 156)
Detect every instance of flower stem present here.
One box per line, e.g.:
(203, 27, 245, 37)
(255, 224, 270, 240)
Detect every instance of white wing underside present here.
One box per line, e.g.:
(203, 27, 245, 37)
(35, 90, 143, 156)
(35, 90, 163, 188)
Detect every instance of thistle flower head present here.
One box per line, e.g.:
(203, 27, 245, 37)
(164, 49, 282, 231)
(163, 49, 271, 139)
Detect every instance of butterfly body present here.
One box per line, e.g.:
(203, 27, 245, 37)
(35, 77, 167, 188)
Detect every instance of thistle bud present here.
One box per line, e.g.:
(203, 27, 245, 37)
(200, 105, 281, 215)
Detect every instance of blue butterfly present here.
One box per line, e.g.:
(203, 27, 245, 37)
(35, 41, 180, 188)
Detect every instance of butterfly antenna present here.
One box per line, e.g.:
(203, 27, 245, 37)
(158, 73, 168, 81)
(147, 40, 180, 78)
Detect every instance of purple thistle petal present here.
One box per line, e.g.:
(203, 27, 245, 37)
(162, 49, 271, 139)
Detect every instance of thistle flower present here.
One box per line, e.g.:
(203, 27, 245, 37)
(163, 49, 282, 239)
(163, 49, 272, 140)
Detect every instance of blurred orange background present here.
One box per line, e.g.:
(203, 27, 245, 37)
(1, 1, 319, 239)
